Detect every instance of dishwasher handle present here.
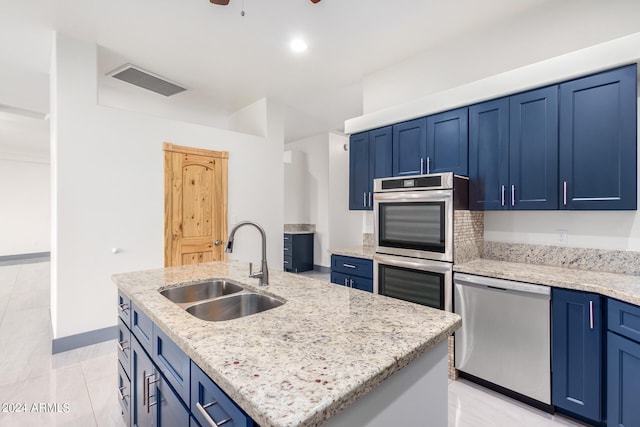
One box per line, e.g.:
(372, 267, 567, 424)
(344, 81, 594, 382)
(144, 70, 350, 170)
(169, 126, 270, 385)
(454, 273, 551, 296)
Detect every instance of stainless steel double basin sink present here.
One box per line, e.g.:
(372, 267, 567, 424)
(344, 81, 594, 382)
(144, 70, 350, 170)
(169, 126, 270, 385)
(160, 279, 284, 321)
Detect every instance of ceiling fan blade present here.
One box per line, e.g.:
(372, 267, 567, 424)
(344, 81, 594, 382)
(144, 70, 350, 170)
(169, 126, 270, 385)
(210, 0, 230, 5)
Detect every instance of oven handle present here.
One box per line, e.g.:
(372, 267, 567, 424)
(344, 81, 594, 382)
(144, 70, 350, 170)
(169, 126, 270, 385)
(374, 254, 452, 273)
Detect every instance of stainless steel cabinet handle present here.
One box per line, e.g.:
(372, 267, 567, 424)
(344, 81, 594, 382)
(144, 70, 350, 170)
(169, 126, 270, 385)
(196, 401, 232, 427)
(589, 300, 594, 329)
(145, 373, 159, 413)
(511, 185, 515, 207)
(344, 278, 348, 286)
(363, 192, 366, 208)
(283, 236, 289, 241)
(118, 303, 129, 313)
(118, 385, 128, 401)
(420, 158, 424, 174)
(563, 181, 567, 206)
(368, 192, 372, 208)
(350, 279, 354, 288)
(426, 157, 430, 174)
(342, 264, 356, 269)
(117, 340, 129, 352)
(283, 247, 289, 251)
(501, 185, 505, 207)
(283, 260, 288, 264)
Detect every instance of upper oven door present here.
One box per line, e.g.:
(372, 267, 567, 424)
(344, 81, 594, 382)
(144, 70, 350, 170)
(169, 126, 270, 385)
(374, 188, 453, 262)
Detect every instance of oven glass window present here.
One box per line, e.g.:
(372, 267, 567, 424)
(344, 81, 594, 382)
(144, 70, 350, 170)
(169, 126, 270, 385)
(378, 264, 444, 310)
(378, 202, 445, 253)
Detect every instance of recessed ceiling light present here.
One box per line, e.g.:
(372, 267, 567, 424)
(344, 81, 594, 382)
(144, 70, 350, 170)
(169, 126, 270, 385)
(290, 38, 308, 53)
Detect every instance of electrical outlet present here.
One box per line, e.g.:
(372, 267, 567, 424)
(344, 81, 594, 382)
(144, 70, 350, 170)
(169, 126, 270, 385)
(557, 229, 568, 246)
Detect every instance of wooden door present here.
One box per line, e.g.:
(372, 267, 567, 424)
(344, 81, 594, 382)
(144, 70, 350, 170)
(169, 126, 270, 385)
(164, 143, 228, 267)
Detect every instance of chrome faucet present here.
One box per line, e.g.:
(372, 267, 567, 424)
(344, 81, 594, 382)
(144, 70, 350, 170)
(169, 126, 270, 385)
(224, 221, 269, 286)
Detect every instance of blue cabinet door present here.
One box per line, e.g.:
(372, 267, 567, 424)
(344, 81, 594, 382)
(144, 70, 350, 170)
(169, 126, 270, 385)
(607, 331, 640, 427)
(559, 64, 637, 210)
(131, 336, 155, 427)
(369, 126, 393, 184)
(349, 132, 370, 210)
(469, 97, 509, 210)
(509, 86, 558, 210)
(393, 117, 427, 176)
(427, 107, 468, 176)
(551, 288, 602, 422)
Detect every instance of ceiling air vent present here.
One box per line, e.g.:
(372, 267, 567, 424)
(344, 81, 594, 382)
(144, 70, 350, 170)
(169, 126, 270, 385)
(107, 64, 186, 97)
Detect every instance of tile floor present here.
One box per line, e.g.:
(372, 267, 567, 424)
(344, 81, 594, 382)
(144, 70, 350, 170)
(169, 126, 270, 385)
(0, 261, 588, 427)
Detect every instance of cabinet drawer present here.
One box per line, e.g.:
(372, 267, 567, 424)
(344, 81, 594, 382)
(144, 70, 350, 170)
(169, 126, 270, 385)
(608, 298, 640, 343)
(331, 271, 350, 287)
(117, 318, 131, 379)
(331, 255, 373, 278)
(131, 302, 153, 355)
(153, 326, 191, 404)
(118, 290, 131, 328)
(118, 361, 131, 427)
(191, 362, 253, 427)
(351, 276, 374, 293)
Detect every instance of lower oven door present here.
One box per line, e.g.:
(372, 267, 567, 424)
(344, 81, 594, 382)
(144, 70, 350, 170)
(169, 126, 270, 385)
(374, 253, 452, 311)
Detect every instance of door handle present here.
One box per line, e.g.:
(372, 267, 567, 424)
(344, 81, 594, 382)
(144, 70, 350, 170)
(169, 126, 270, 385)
(344, 278, 348, 286)
(368, 192, 372, 208)
(420, 158, 424, 174)
(426, 157, 430, 174)
(145, 372, 160, 413)
(563, 181, 567, 206)
(214, 240, 221, 246)
(511, 185, 515, 207)
(350, 279, 354, 288)
(501, 185, 505, 207)
(363, 192, 367, 208)
(589, 300, 594, 330)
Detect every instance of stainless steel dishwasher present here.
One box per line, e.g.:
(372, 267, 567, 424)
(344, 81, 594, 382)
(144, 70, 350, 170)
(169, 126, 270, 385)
(454, 272, 551, 408)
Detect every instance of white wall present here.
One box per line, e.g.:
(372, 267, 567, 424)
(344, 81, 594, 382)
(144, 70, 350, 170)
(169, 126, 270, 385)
(285, 134, 330, 266)
(51, 33, 284, 340)
(362, 1, 640, 114)
(0, 158, 50, 256)
(328, 133, 363, 249)
(283, 150, 309, 224)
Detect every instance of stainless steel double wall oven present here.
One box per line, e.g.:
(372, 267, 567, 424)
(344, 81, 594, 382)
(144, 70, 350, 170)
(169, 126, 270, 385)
(373, 172, 468, 312)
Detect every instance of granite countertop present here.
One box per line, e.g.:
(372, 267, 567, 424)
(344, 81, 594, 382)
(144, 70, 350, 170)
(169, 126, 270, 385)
(112, 261, 460, 427)
(328, 246, 375, 260)
(454, 258, 640, 306)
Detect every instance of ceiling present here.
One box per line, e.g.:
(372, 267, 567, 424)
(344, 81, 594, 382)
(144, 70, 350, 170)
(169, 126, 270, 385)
(0, 0, 590, 151)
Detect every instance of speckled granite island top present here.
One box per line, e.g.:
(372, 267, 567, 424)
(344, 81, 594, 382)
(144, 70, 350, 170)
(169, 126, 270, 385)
(328, 246, 375, 260)
(454, 258, 640, 306)
(112, 261, 460, 427)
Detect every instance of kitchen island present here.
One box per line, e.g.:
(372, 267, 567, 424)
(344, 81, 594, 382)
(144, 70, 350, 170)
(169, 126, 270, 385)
(112, 261, 460, 427)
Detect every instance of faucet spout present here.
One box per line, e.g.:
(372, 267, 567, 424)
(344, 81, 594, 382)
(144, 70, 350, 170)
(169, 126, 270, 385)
(225, 221, 269, 286)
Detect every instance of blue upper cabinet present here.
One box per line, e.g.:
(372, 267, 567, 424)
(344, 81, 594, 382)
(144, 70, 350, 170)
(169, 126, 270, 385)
(559, 64, 637, 210)
(509, 86, 559, 210)
(349, 127, 392, 210)
(552, 288, 603, 423)
(392, 117, 427, 176)
(469, 97, 509, 210)
(349, 131, 370, 210)
(427, 107, 468, 176)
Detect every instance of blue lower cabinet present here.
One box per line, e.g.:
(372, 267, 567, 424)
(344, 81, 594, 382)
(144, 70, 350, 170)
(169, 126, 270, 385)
(156, 373, 190, 427)
(607, 298, 640, 427)
(551, 288, 603, 423)
(191, 362, 254, 427)
(330, 255, 373, 293)
(118, 362, 132, 427)
(153, 326, 191, 404)
(607, 331, 640, 427)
